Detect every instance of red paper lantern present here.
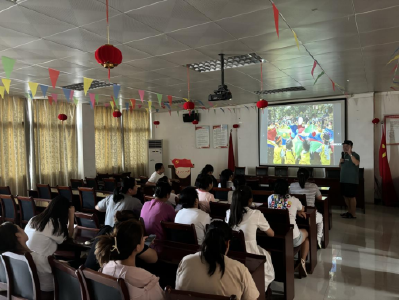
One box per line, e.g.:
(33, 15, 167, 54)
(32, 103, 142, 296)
(113, 111, 122, 118)
(95, 44, 123, 78)
(233, 124, 240, 128)
(183, 101, 195, 111)
(312, 131, 316, 137)
(256, 99, 268, 109)
(372, 118, 380, 124)
(58, 114, 67, 121)
(153, 121, 160, 128)
(192, 120, 199, 125)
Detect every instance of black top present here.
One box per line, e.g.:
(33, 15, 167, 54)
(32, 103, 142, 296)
(84, 225, 148, 271)
(195, 174, 218, 188)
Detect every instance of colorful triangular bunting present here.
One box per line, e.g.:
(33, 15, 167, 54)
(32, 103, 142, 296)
(28, 82, 39, 98)
(2, 78, 11, 94)
(40, 85, 48, 98)
(1, 56, 15, 79)
(48, 68, 60, 89)
(83, 77, 93, 95)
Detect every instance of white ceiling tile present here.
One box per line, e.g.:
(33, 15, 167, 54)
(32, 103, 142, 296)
(272, 56, 315, 70)
(98, 0, 166, 13)
(292, 16, 358, 43)
(303, 35, 360, 55)
(356, 6, 399, 33)
(215, 8, 287, 39)
(0, 26, 39, 49)
(160, 49, 212, 65)
(258, 46, 309, 62)
(360, 27, 399, 47)
(114, 45, 152, 61)
(196, 40, 253, 59)
(240, 29, 300, 53)
(82, 13, 160, 43)
(126, 0, 210, 33)
(353, 0, 399, 14)
(127, 57, 179, 71)
(20, 0, 120, 27)
(126, 34, 189, 56)
(168, 23, 235, 48)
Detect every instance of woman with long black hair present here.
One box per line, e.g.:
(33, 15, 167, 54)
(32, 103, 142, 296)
(176, 220, 259, 300)
(96, 177, 143, 226)
(24, 195, 75, 291)
(196, 164, 218, 188)
(226, 186, 275, 292)
(218, 169, 235, 190)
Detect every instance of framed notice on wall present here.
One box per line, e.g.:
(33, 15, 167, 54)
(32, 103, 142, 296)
(195, 125, 210, 149)
(385, 115, 399, 145)
(213, 124, 228, 148)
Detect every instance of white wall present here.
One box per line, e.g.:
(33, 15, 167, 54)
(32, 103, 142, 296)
(77, 104, 96, 178)
(374, 92, 399, 197)
(152, 93, 397, 204)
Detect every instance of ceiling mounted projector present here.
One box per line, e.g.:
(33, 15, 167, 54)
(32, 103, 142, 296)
(208, 54, 232, 101)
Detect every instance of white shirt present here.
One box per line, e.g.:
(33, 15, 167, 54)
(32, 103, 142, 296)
(289, 182, 321, 207)
(175, 208, 211, 245)
(148, 172, 164, 183)
(176, 252, 259, 300)
(267, 195, 303, 239)
(25, 218, 67, 291)
(218, 181, 235, 190)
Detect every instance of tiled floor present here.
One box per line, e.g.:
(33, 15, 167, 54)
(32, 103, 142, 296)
(273, 204, 399, 299)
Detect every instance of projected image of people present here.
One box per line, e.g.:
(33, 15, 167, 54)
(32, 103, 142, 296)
(265, 104, 334, 166)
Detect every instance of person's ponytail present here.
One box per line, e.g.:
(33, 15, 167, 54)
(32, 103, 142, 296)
(95, 234, 116, 267)
(200, 221, 232, 278)
(113, 177, 136, 203)
(297, 168, 309, 189)
(228, 186, 252, 227)
(154, 181, 172, 198)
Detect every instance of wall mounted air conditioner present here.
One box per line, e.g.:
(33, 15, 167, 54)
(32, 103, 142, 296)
(147, 139, 163, 177)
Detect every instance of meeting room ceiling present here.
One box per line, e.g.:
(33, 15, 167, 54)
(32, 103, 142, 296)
(1, 0, 398, 108)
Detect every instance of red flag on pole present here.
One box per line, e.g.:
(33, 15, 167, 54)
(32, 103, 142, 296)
(379, 129, 397, 206)
(228, 130, 235, 172)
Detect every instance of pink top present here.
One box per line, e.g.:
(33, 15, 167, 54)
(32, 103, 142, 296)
(140, 199, 176, 242)
(196, 189, 216, 213)
(102, 261, 164, 300)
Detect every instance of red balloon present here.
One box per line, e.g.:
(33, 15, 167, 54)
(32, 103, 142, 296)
(256, 99, 268, 109)
(95, 44, 123, 68)
(113, 111, 122, 118)
(192, 120, 199, 125)
(58, 114, 67, 121)
(233, 124, 240, 128)
(183, 101, 195, 110)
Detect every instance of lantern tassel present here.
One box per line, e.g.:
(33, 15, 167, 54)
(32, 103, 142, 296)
(108, 67, 110, 81)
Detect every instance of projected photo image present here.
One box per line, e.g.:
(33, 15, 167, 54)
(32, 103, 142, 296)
(259, 100, 345, 167)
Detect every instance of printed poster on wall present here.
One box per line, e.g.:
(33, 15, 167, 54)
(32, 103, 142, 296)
(385, 115, 399, 145)
(195, 125, 210, 149)
(213, 124, 228, 148)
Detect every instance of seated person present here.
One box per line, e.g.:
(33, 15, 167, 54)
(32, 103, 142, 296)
(0, 222, 55, 292)
(147, 163, 178, 186)
(140, 181, 176, 251)
(290, 168, 323, 248)
(218, 169, 235, 190)
(155, 176, 178, 207)
(227, 175, 246, 204)
(195, 164, 218, 188)
(95, 219, 164, 300)
(175, 187, 211, 245)
(84, 211, 157, 271)
(24, 196, 75, 291)
(226, 186, 275, 292)
(175, 220, 259, 300)
(267, 179, 309, 276)
(196, 174, 216, 213)
(96, 177, 143, 226)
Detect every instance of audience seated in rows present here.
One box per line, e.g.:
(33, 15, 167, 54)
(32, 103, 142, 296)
(196, 175, 216, 213)
(289, 168, 324, 248)
(175, 187, 211, 245)
(140, 181, 176, 252)
(267, 179, 309, 276)
(219, 169, 235, 190)
(176, 220, 259, 300)
(95, 219, 165, 300)
(95, 177, 142, 226)
(226, 186, 275, 293)
(195, 164, 218, 188)
(84, 210, 158, 271)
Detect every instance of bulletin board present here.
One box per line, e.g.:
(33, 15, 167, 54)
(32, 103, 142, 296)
(213, 124, 228, 148)
(385, 115, 399, 145)
(195, 125, 210, 149)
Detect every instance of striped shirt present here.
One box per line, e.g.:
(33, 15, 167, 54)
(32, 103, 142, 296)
(289, 182, 321, 207)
